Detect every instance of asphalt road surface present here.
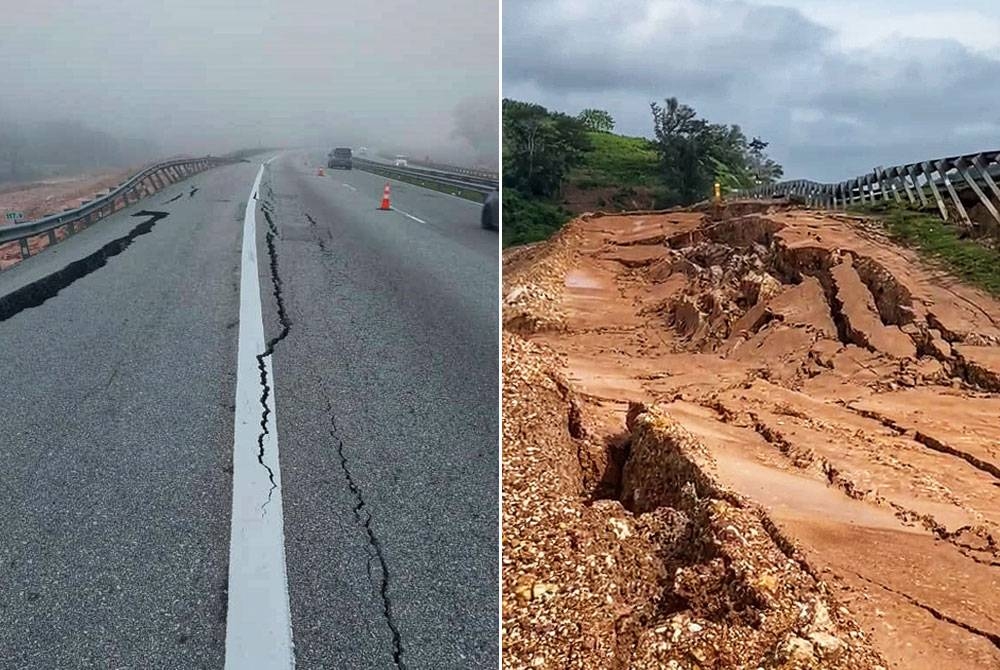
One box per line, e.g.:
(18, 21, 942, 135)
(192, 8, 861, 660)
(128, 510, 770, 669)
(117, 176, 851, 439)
(0, 151, 498, 669)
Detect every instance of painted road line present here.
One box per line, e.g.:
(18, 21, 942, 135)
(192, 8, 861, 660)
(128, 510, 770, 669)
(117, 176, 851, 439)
(341, 183, 357, 192)
(224, 162, 294, 670)
(391, 207, 426, 225)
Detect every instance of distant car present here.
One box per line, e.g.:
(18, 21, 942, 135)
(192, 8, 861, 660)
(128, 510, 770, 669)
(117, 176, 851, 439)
(394, 155, 408, 167)
(327, 147, 352, 169)
(481, 191, 498, 230)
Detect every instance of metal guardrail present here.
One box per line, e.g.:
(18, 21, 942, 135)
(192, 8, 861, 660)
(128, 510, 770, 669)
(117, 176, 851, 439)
(409, 160, 498, 182)
(0, 155, 236, 261)
(353, 157, 498, 194)
(738, 150, 1000, 228)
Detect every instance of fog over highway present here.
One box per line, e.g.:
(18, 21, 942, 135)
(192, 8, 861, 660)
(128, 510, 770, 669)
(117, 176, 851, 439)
(0, 1, 499, 668)
(0, 0, 499, 174)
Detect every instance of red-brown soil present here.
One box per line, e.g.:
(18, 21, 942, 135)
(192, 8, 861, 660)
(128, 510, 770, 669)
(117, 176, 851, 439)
(503, 201, 1000, 669)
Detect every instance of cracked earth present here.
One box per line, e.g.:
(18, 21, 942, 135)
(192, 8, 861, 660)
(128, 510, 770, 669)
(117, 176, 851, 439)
(502, 201, 1000, 669)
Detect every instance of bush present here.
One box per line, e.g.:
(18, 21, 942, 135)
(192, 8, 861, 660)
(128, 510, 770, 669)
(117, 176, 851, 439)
(502, 188, 572, 248)
(853, 203, 1000, 296)
(571, 132, 660, 188)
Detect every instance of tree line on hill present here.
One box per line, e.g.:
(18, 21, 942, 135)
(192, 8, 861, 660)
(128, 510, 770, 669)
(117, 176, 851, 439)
(502, 97, 783, 245)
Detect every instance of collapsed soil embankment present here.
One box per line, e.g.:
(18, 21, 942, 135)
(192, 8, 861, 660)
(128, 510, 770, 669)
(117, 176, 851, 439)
(502, 201, 1000, 669)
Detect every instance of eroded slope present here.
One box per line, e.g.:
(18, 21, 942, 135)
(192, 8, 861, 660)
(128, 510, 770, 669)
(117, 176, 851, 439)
(503, 202, 1000, 669)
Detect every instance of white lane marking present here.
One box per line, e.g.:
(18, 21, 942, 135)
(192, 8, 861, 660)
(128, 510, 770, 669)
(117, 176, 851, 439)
(225, 163, 295, 670)
(341, 183, 357, 192)
(391, 206, 426, 225)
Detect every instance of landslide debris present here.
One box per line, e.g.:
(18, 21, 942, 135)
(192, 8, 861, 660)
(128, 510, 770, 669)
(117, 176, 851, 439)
(501, 334, 886, 669)
(503, 203, 1000, 669)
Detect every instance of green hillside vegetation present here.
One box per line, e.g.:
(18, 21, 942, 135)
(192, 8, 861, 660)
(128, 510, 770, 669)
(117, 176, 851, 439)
(501, 188, 572, 248)
(569, 132, 660, 189)
(855, 202, 1000, 296)
(502, 98, 783, 247)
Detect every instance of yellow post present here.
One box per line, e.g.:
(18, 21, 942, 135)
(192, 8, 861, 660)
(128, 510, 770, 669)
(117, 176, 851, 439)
(713, 181, 721, 203)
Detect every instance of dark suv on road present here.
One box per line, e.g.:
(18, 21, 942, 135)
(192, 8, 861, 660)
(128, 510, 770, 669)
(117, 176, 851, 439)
(327, 147, 352, 169)
(481, 190, 498, 230)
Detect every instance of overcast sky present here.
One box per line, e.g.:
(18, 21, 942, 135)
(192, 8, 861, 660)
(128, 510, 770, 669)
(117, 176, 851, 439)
(0, 0, 498, 165)
(504, 0, 1000, 181)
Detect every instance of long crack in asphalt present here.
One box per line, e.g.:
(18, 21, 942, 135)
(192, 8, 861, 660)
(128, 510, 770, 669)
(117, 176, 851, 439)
(304, 212, 326, 252)
(322, 392, 407, 669)
(255, 185, 291, 514)
(0, 210, 170, 323)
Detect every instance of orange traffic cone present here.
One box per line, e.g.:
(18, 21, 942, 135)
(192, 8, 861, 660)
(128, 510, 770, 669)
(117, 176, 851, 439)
(378, 183, 391, 210)
(317, 167, 325, 176)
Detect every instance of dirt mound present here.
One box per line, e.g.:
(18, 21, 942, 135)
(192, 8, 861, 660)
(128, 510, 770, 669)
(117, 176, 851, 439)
(502, 334, 887, 669)
(503, 203, 1000, 669)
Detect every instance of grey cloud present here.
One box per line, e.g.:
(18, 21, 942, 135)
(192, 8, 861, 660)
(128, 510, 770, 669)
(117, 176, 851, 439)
(0, 0, 498, 170)
(503, 0, 1000, 181)
(503, 0, 829, 96)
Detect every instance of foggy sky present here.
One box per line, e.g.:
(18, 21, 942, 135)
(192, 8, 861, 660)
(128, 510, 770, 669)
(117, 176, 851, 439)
(504, 0, 1000, 182)
(1, 0, 498, 166)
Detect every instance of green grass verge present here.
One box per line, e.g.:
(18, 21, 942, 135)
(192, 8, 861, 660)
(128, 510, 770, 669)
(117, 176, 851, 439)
(567, 131, 660, 190)
(853, 202, 1000, 296)
(354, 164, 486, 202)
(502, 188, 572, 248)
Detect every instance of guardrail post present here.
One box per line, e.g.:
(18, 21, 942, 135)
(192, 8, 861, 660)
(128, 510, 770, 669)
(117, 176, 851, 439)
(920, 161, 949, 220)
(907, 165, 930, 208)
(18, 238, 30, 259)
(885, 170, 902, 204)
(956, 158, 1000, 227)
(936, 159, 971, 227)
(894, 168, 916, 205)
(879, 169, 898, 203)
(972, 154, 1000, 209)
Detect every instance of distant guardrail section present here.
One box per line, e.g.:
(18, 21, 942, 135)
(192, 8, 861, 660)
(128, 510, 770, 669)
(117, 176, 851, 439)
(0, 155, 236, 268)
(408, 159, 498, 182)
(738, 150, 1000, 228)
(352, 157, 498, 199)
